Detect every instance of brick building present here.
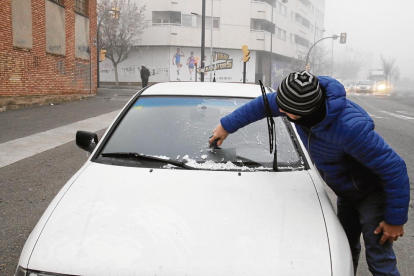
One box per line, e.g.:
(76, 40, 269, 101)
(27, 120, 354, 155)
(0, 0, 97, 111)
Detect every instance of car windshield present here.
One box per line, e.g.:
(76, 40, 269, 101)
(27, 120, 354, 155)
(99, 96, 303, 171)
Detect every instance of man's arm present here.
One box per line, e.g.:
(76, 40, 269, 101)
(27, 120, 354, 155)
(172, 54, 176, 65)
(210, 93, 284, 145)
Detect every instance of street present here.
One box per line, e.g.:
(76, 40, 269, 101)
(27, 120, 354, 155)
(0, 88, 413, 276)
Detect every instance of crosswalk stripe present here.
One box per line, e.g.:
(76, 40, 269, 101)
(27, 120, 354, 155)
(0, 110, 120, 168)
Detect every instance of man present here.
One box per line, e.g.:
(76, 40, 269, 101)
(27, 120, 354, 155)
(140, 64, 150, 88)
(172, 48, 185, 81)
(209, 70, 409, 276)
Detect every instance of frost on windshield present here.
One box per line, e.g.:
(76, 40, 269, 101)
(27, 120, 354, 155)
(102, 96, 303, 171)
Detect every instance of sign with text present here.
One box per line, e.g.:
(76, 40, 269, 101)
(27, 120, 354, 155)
(169, 47, 256, 82)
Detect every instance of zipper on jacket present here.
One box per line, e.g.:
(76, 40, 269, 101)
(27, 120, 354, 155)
(307, 127, 313, 158)
(350, 172, 361, 192)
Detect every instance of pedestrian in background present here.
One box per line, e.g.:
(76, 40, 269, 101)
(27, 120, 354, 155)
(210, 70, 409, 276)
(140, 64, 150, 88)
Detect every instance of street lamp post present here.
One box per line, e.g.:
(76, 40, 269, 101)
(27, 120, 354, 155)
(200, 0, 206, 82)
(210, 0, 213, 82)
(97, 8, 120, 88)
(305, 34, 338, 71)
(311, 23, 325, 74)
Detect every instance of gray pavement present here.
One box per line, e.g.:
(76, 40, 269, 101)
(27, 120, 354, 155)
(0, 88, 139, 144)
(0, 88, 413, 276)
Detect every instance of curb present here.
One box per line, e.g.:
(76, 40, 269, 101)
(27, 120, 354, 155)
(0, 94, 96, 112)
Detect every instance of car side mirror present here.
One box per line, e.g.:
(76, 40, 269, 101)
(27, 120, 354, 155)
(76, 131, 98, 153)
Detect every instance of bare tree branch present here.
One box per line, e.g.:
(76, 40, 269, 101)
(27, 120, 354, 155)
(379, 54, 397, 83)
(98, 0, 148, 86)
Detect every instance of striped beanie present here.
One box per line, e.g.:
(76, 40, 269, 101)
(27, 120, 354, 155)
(276, 70, 323, 116)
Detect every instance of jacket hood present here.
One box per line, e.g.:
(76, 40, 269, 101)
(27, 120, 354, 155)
(313, 76, 346, 131)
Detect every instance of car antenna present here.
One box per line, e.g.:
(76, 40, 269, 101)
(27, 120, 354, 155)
(259, 80, 277, 171)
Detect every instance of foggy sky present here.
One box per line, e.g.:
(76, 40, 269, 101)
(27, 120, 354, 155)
(324, 0, 414, 80)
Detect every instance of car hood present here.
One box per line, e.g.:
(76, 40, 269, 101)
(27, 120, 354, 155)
(28, 162, 331, 276)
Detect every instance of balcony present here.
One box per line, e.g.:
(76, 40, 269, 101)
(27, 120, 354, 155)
(251, 0, 273, 22)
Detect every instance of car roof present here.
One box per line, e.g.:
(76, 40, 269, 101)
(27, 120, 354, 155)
(142, 82, 264, 98)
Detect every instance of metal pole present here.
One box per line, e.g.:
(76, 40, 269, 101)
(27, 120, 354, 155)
(97, 24, 101, 88)
(312, 20, 316, 73)
(331, 32, 334, 76)
(243, 62, 246, 84)
(201, 0, 206, 82)
(305, 36, 338, 68)
(209, 0, 213, 82)
(345, 46, 348, 79)
(269, 2, 274, 87)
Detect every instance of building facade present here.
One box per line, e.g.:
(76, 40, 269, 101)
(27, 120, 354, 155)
(100, 0, 325, 89)
(0, 0, 97, 111)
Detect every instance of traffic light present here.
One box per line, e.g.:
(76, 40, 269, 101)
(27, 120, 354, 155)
(340, 33, 347, 44)
(100, 49, 106, 61)
(111, 7, 120, 19)
(242, 45, 250, 63)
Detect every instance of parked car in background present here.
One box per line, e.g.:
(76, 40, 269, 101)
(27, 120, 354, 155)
(355, 80, 375, 93)
(342, 80, 356, 93)
(15, 82, 353, 276)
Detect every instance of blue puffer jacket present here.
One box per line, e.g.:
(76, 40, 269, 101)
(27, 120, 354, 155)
(221, 76, 410, 225)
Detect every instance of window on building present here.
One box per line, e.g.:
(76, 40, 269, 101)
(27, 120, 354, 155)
(153, 11, 181, 25)
(74, 0, 88, 16)
(12, 0, 33, 49)
(298, 0, 311, 9)
(197, 17, 220, 29)
(182, 14, 197, 27)
(294, 34, 310, 48)
(316, 9, 324, 19)
(276, 1, 287, 16)
(294, 13, 311, 29)
(250, 19, 275, 34)
(276, 27, 286, 40)
(50, 0, 64, 5)
(254, 0, 276, 7)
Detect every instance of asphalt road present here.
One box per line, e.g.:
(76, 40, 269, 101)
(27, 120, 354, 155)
(0, 87, 413, 276)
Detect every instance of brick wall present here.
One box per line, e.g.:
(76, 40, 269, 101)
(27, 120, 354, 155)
(0, 0, 97, 102)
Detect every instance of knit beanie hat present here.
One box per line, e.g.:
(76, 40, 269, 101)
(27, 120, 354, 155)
(276, 70, 323, 116)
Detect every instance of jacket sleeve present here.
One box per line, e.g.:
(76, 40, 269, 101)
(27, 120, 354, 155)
(342, 120, 410, 225)
(220, 92, 284, 133)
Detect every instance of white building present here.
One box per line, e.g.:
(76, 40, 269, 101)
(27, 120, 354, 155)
(100, 0, 325, 89)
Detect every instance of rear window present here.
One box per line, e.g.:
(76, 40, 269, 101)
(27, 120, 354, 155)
(99, 96, 304, 171)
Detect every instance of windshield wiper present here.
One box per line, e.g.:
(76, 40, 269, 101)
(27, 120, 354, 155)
(101, 152, 194, 170)
(259, 80, 278, 171)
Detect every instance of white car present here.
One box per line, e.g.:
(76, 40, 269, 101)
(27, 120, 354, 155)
(15, 82, 353, 276)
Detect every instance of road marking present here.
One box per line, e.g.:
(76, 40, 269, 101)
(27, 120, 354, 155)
(396, 111, 414, 116)
(367, 113, 386, 119)
(0, 110, 120, 168)
(381, 111, 414, 120)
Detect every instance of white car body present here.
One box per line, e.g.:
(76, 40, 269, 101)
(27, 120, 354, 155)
(16, 82, 353, 276)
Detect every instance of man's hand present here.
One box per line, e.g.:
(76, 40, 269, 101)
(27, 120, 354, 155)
(209, 124, 229, 147)
(374, 221, 404, 245)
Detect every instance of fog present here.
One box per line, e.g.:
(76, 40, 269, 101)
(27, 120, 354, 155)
(325, 0, 414, 82)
